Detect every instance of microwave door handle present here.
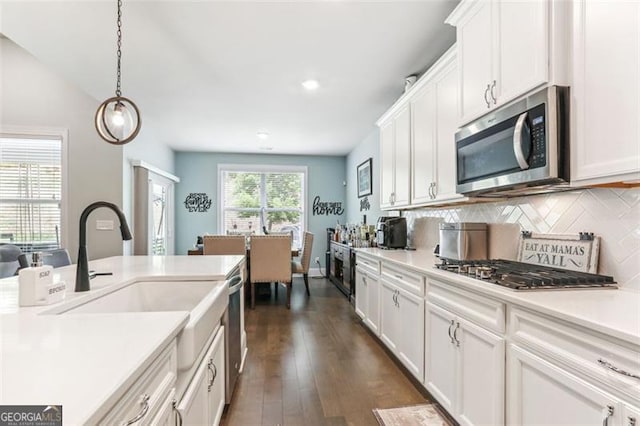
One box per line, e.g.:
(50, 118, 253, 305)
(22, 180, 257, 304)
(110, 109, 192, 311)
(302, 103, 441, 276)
(513, 112, 530, 170)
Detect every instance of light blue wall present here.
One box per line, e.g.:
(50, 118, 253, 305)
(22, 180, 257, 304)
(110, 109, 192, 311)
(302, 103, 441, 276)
(175, 152, 346, 268)
(346, 129, 384, 225)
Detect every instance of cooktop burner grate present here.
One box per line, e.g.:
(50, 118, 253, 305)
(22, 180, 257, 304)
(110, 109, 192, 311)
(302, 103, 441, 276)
(435, 259, 617, 290)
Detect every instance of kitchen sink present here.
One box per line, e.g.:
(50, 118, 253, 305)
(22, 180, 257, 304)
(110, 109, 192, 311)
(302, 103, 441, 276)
(57, 280, 227, 371)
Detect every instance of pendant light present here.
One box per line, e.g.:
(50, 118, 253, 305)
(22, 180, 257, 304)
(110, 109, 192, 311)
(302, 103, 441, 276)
(95, 0, 141, 145)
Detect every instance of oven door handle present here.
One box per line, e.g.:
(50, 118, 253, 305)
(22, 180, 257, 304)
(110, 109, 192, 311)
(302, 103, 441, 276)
(513, 111, 531, 170)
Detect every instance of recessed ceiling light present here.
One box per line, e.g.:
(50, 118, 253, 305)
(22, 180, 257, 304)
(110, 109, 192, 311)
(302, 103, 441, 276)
(257, 131, 270, 140)
(301, 79, 320, 91)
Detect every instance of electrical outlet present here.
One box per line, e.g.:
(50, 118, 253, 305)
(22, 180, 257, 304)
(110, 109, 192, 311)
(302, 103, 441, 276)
(314, 257, 320, 263)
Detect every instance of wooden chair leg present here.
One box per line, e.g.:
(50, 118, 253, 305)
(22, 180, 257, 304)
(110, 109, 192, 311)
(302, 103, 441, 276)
(286, 283, 292, 309)
(304, 273, 310, 296)
(274, 282, 278, 299)
(251, 282, 256, 309)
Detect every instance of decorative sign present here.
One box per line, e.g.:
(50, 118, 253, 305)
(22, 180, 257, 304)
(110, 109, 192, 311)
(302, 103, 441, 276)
(517, 232, 600, 273)
(312, 196, 344, 216)
(357, 158, 372, 198)
(360, 196, 370, 212)
(184, 193, 212, 212)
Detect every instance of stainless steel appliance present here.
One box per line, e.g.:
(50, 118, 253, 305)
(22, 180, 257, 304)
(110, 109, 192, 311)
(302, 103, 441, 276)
(456, 85, 570, 197)
(223, 275, 243, 404)
(376, 217, 407, 249)
(435, 259, 617, 290)
(439, 222, 488, 261)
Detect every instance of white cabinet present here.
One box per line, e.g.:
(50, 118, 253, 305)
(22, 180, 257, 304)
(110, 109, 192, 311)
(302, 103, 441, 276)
(571, 0, 640, 185)
(380, 280, 401, 353)
(355, 262, 381, 335)
(177, 326, 226, 426)
(411, 48, 464, 206)
(447, 0, 554, 125)
(379, 106, 411, 209)
(425, 301, 504, 426)
(149, 389, 177, 426)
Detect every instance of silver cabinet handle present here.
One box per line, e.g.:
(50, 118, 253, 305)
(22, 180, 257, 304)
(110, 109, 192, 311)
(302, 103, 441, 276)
(207, 359, 217, 392)
(490, 80, 497, 104)
(453, 322, 460, 347)
(432, 182, 437, 199)
(123, 394, 150, 425)
(428, 182, 433, 199)
(396, 290, 400, 308)
(362, 276, 367, 285)
(448, 319, 455, 344)
(394, 274, 403, 280)
(513, 112, 531, 170)
(484, 84, 491, 108)
(603, 405, 614, 426)
(629, 416, 637, 426)
(597, 358, 640, 380)
(172, 399, 183, 426)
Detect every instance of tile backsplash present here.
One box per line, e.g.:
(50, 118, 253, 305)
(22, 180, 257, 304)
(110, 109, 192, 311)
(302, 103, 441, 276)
(404, 188, 640, 290)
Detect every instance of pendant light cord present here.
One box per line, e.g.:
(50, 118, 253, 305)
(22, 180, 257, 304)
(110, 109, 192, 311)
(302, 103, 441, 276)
(115, 0, 122, 97)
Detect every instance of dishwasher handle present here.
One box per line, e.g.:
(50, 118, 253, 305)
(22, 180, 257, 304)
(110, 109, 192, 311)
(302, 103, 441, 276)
(227, 275, 243, 295)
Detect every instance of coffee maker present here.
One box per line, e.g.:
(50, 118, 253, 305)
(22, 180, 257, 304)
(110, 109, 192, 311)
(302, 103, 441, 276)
(376, 217, 407, 249)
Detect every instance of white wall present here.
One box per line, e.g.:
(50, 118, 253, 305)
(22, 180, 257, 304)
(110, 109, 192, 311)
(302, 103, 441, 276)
(0, 38, 170, 261)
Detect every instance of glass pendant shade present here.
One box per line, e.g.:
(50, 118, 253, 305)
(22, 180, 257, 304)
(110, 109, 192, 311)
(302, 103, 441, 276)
(95, 96, 141, 145)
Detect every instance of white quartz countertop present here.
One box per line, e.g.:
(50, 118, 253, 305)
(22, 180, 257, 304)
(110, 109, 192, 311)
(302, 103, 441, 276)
(0, 255, 244, 424)
(355, 248, 640, 346)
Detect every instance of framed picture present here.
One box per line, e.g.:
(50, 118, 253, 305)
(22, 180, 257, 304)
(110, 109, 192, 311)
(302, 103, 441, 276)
(357, 158, 372, 198)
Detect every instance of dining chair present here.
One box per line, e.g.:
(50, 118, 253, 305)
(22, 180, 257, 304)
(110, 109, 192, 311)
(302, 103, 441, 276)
(0, 244, 24, 278)
(203, 235, 246, 255)
(292, 231, 314, 296)
(249, 235, 292, 309)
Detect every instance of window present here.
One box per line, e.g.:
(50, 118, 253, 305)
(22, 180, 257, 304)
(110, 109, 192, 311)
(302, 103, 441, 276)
(0, 134, 64, 253)
(219, 165, 306, 248)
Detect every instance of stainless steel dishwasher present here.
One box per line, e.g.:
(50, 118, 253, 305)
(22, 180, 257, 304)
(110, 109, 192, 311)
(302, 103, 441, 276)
(223, 275, 243, 404)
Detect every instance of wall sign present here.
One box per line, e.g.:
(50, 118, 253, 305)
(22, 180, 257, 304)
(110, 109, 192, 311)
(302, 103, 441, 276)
(357, 158, 373, 198)
(517, 232, 600, 273)
(312, 196, 344, 216)
(360, 196, 370, 212)
(184, 193, 212, 212)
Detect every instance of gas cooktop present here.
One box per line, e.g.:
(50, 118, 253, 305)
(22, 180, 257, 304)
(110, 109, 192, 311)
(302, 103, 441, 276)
(435, 259, 617, 290)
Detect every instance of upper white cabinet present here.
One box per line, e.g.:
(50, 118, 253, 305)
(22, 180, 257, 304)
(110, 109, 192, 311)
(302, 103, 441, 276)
(379, 106, 411, 209)
(571, 0, 640, 185)
(446, 0, 564, 126)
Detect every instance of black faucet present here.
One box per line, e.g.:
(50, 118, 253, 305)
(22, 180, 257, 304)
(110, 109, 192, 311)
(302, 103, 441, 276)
(75, 201, 132, 292)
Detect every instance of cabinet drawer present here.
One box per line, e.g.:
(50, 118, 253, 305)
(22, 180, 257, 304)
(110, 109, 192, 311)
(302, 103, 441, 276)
(101, 341, 177, 425)
(428, 278, 505, 334)
(381, 262, 425, 297)
(356, 254, 380, 276)
(509, 306, 640, 404)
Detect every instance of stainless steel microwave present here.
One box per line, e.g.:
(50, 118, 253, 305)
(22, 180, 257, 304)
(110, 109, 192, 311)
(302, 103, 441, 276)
(455, 86, 570, 197)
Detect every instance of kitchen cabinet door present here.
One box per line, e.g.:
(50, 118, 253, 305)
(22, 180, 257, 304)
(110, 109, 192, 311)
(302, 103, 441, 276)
(572, 0, 640, 184)
(380, 280, 400, 354)
(148, 389, 176, 426)
(456, 318, 504, 426)
(434, 60, 463, 203)
(495, 0, 548, 107)
(411, 84, 437, 205)
(208, 327, 226, 426)
(397, 289, 424, 382)
(379, 120, 395, 209)
(177, 351, 209, 425)
(456, 1, 493, 125)
(394, 105, 411, 207)
(355, 268, 367, 320)
(365, 272, 380, 335)
(507, 344, 621, 426)
(425, 302, 457, 415)
(622, 405, 640, 426)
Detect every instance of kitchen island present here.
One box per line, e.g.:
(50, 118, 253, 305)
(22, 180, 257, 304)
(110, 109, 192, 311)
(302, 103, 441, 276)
(0, 255, 244, 425)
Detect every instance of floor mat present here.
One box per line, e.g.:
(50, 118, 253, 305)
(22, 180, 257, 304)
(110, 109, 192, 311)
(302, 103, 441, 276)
(372, 403, 451, 426)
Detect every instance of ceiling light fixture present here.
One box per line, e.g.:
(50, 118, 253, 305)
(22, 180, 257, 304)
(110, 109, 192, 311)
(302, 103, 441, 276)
(301, 79, 320, 91)
(257, 131, 270, 140)
(95, 0, 141, 145)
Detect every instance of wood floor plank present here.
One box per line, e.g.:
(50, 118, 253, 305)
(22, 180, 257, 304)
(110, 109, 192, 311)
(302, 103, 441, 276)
(221, 277, 428, 426)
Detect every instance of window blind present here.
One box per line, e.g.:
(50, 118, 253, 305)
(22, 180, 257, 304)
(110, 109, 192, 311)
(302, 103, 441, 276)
(0, 136, 62, 252)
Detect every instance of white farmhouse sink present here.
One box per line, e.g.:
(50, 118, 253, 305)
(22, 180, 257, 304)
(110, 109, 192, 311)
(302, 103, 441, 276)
(60, 280, 227, 371)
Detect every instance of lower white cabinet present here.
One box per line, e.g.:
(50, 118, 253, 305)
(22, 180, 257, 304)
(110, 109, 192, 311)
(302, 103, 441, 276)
(355, 265, 380, 335)
(380, 278, 424, 381)
(425, 302, 504, 426)
(149, 388, 177, 426)
(177, 326, 226, 426)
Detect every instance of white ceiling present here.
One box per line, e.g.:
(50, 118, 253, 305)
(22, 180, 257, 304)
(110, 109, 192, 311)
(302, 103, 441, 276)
(1, 1, 458, 156)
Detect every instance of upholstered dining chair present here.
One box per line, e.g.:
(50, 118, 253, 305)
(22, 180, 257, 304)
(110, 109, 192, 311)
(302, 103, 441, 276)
(203, 235, 246, 255)
(249, 234, 292, 309)
(292, 231, 314, 296)
(0, 244, 23, 278)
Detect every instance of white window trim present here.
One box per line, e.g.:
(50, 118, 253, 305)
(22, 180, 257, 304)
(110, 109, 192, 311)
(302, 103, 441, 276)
(217, 164, 308, 235)
(0, 125, 69, 251)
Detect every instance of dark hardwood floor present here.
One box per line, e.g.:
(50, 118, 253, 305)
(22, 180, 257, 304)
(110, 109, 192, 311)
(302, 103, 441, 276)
(221, 277, 429, 426)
